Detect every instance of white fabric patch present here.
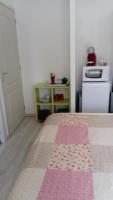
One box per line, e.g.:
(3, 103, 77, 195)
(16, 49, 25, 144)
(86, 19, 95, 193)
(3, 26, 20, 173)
(93, 173, 113, 200)
(39, 125, 58, 143)
(8, 168, 46, 200)
(89, 127, 113, 145)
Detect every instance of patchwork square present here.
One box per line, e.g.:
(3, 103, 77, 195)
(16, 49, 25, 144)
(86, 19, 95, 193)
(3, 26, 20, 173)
(45, 113, 87, 126)
(55, 126, 88, 144)
(59, 114, 88, 126)
(39, 125, 58, 143)
(25, 143, 53, 168)
(92, 145, 113, 172)
(87, 115, 113, 127)
(89, 127, 113, 145)
(48, 144, 92, 171)
(93, 173, 113, 200)
(9, 168, 46, 200)
(38, 169, 93, 200)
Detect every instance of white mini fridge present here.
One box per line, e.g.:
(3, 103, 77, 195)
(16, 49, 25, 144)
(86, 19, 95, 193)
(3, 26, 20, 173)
(82, 82, 111, 113)
(82, 66, 111, 113)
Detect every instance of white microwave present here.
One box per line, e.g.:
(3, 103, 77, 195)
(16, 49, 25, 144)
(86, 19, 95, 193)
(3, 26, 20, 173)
(83, 66, 111, 82)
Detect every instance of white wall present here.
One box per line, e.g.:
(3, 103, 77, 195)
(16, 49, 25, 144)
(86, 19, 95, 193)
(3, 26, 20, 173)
(0, 0, 14, 8)
(76, 0, 113, 92)
(14, 0, 69, 114)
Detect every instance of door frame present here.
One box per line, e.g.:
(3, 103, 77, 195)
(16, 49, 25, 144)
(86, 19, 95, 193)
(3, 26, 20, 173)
(70, 0, 76, 112)
(0, 78, 9, 143)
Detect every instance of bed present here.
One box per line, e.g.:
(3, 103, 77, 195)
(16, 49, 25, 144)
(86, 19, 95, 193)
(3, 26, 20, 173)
(9, 113, 113, 200)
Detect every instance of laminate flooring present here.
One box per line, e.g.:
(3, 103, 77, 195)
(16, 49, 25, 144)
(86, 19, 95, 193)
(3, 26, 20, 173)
(0, 117, 42, 200)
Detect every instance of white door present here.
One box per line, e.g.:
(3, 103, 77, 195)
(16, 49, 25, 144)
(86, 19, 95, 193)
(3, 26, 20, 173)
(0, 4, 25, 137)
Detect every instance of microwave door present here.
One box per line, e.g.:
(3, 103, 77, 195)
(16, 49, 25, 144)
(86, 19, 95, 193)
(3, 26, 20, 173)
(85, 69, 102, 79)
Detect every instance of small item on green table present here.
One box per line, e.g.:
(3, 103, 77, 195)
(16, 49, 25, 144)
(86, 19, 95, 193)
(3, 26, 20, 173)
(61, 77, 68, 84)
(50, 73, 55, 84)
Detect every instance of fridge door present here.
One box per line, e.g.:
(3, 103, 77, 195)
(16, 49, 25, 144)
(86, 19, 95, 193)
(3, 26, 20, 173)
(82, 82, 111, 113)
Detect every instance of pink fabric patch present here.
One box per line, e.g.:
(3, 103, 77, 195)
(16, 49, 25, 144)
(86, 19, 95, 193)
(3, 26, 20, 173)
(55, 126, 88, 144)
(37, 169, 93, 200)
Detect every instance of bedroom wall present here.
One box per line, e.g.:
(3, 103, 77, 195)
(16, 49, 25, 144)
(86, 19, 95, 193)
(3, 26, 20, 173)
(14, 0, 70, 114)
(76, 0, 113, 92)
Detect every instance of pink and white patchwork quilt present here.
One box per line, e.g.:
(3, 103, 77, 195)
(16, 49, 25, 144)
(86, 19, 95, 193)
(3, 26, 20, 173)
(9, 113, 113, 200)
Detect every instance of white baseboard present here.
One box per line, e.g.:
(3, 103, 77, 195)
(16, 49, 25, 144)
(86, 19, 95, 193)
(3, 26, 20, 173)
(25, 113, 36, 117)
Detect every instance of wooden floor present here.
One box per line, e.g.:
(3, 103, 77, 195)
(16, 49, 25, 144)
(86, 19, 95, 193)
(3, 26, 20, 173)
(0, 117, 42, 200)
